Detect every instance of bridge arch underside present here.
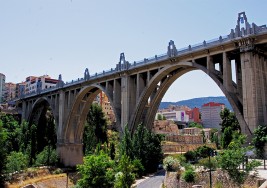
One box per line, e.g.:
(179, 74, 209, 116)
(28, 97, 56, 127)
(130, 62, 251, 136)
(57, 85, 121, 166)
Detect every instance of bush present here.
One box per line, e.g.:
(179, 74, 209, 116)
(35, 146, 58, 166)
(197, 157, 217, 170)
(77, 152, 115, 188)
(163, 156, 180, 172)
(5, 151, 28, 173)
(184, 150, 197, 163)
(132, 159, 144, 178)
(181, 168, 196, 183)
(114, 155, 135, 188)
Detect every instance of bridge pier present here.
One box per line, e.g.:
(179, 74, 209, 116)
(57, 143, 83, 167)
(241, 51, 267, 133)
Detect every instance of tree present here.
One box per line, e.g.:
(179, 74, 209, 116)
(0, 113, 21, 153)
(253, 125, 267, 157)
(114, 155, 135, 188)
(83, 104, 108, 154)
(189, 122, 203, 129)
(157, 114, 163, 120)
(0, 120, 7, 185)
(5, 151, 28, 173)
(77, 151, 115, 188)
(35, 146, 58, 166)
(217, 134, 261, 186)
(220, 108, 241, 149)
(132, 124, 163, 173)
(120, 126, 134, 160)
(220, 108, 240, 132)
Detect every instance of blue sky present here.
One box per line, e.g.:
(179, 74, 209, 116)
(1, 1, 267, 101)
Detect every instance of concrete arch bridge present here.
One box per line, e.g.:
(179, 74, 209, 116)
(16, 12, 267, 166)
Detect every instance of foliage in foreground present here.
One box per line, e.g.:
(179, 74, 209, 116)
(5, 151, 28, 174)
(120, 124, 163, 175)
(114, 155, 135, 188)
(163, 156, 180, 172)
(182, 168, 196, 183)
(77, 151, 115, 188)
(217, 134, 261, 186)
(35, 146, 58, 166)
(253, 124, 267, 157)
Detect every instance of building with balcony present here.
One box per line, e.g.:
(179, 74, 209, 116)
(5, 82, 16, 101)
(24, 75, 59, 95)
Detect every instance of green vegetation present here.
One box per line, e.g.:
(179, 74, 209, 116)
(77, 151, 115, 188)
(253, 124, 267, 157)
(181, 168, 196, 183)
(5, 151, 28, 173)
(217, 134, 260, 186)
(220, 108, 240, 149)
(188, 122, 203, 129)
(35, 146, 58, 166)
(163, 156, 180, 171)
(0, 110, 58, 183)
(0, 119, 7, 185)
(83, 103, 108, 155)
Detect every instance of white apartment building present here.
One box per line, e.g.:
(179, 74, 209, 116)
(25, 75, 59, 95)
(156, 110, 189, 122)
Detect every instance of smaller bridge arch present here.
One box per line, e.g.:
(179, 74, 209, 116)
(57, 84, 122, 166)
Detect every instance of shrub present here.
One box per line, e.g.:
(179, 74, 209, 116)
(5, 151, 28, 173)
(35, 146, 58, 166)
(114, 155, 135, 188)
(132, 159, 144, 178)
(181, 168, 196, 183)
(197, 157, 217, 170)
(163, 156, 180, 172)
(77, 151, 115, 188)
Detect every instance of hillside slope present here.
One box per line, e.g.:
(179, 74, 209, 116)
(160, 96, 232, 110)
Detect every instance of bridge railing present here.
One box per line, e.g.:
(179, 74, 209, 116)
(17, 26, 267, 99)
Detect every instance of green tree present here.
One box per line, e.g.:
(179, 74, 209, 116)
(220, 108, 240, 132)
(163, 156, 180, 171)
(0, 120, 7, 185)
(5, 151, 28, 173)
(77, 151, 115, 188)
(220, 108, 241, 149)
(114, 155, 135, 188)
(189, 122, 203, 129)
(157, 114, 163, 120)
(120, 126, 134, 159)
(217, 134, 261, 186)
(35, 146, 58, 166)
(83, 104, 108, 154)
(132, 124, 163, 173)
(253, 125, 267, 157)
(0, 113, 21, 153)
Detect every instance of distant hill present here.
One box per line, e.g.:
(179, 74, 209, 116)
(159, 96, 232, 110)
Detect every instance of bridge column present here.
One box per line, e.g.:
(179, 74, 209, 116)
(57, 91, 65, 143)
(21, 101, 27, 120)
(207, 55, 215, 72)
(121, 74, 129, 129)
(223, 52, 233, 91)
(57, 143, 83, 167)
(241, 51, 267, 133)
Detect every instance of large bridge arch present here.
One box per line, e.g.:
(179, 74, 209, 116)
(130, 61, 252, 136)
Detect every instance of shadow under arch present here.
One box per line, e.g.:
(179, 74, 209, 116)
(130, 61, 251, 136)
(28, 97, 57, 126)
(63, 84, 122, 145)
